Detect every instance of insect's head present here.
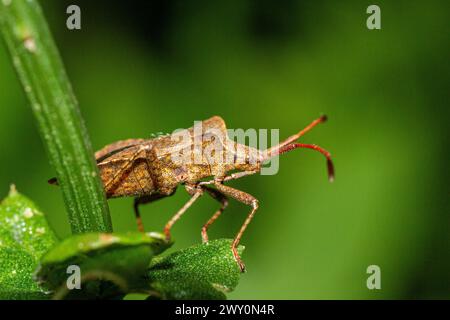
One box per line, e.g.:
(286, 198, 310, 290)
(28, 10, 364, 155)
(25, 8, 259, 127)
(232, 145, 264, 173)
(228, 114, 335, 182)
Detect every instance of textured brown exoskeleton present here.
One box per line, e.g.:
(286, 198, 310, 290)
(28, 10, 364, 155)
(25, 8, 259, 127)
(49, 115, 334, 272)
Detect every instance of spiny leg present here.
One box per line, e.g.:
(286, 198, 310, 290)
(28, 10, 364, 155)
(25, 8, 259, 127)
(134, 193, 168, 233)
(214, 183, 259, 273)
(163, 185, 203, 241)
(201, 186, 229, 243)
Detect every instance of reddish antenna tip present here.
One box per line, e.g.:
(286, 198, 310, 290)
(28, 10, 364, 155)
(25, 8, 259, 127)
(48, 177, 58, 185)
(320, 114, 328, 123)
(327, 158, 335, 182)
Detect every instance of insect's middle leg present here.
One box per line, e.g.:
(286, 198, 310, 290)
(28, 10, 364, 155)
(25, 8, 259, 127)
(201, 186, 229, 243)
(163, 185, 203, 241)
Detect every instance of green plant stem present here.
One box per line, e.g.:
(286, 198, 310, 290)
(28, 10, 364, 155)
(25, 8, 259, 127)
(0, 0, 112, 233)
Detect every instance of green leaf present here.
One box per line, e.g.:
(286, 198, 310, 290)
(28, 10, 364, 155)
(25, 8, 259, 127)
(36, 231, 171, 299)
(1, 0, 112, 234)
(148, 239, 244, 300)
(0, 185, 58, 299)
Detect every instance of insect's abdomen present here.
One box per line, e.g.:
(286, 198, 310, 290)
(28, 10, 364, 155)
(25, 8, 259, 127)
(98, 158, 155, 198)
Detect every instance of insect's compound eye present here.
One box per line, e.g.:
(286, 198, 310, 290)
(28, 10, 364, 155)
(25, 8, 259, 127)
(234, 153, 247, 165)
(174, 167, 187, 181)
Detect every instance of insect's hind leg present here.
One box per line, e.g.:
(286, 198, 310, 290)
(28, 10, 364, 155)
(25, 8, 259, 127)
(133, 193, 168, 232)
(201, 186, 229, 243)
(163, 185, 203, 241)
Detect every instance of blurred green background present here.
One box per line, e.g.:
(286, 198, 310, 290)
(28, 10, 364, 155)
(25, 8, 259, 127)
(0, 0, 449, 299)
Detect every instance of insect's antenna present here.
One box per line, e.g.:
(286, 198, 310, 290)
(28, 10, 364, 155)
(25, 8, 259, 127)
(270, 143, 334, 182)
(265, 115, 328, 157)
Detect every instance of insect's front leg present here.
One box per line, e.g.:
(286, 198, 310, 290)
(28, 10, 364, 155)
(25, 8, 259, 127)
(198, 170, 259, 186)
(213, 182, 259, 272)
(223, 170, 259, 182)
(201, 186, 229, 243)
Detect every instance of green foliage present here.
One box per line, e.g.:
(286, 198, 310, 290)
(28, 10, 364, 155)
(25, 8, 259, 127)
(0, 187, 243, 299)
(36, 231, 172, 299)
(148, 239, 244, 299)
(0, 186, 57, 299)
